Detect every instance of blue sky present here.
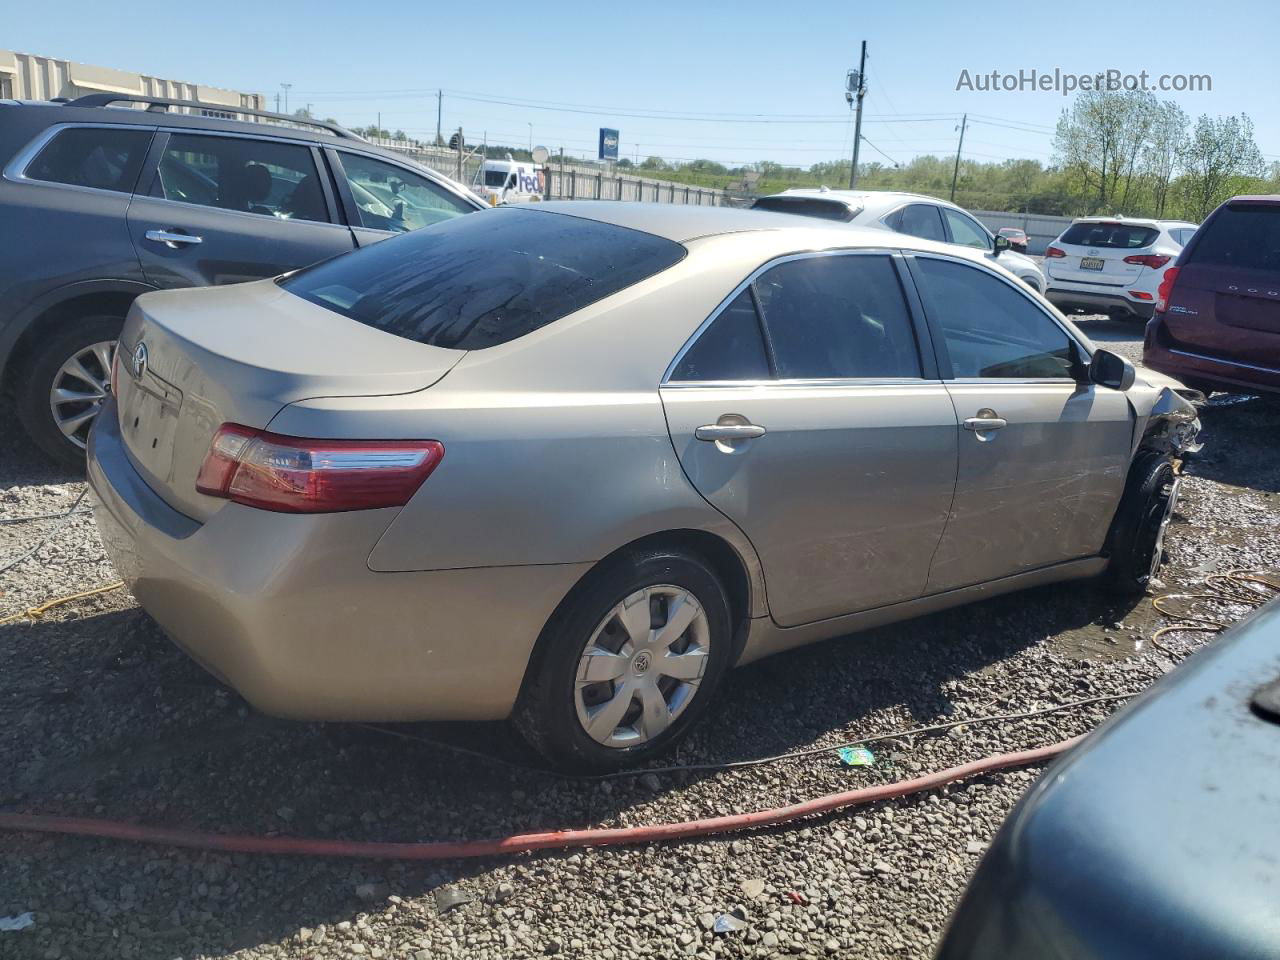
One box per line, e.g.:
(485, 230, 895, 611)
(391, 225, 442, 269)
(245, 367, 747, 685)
(10, 0, 1275, 170)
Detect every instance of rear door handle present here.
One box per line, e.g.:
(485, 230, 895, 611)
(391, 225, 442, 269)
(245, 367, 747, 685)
(963, 415, 1008, 431)
(145, 229, 203, 247)
(695, 423, 767, 441)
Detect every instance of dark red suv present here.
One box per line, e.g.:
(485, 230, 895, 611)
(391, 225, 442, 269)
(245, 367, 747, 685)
(1144, 196, 1280, 394)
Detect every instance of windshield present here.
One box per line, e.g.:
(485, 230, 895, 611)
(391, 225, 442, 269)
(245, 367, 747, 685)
(483, 170, 509, 187)
(281, 208, 687, 350)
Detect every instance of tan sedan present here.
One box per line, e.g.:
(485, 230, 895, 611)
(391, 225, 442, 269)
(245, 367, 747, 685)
(87, 202, 1200, 769)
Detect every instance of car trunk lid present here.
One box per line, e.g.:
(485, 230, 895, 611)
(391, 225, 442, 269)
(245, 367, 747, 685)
(113, 279, 464, 522)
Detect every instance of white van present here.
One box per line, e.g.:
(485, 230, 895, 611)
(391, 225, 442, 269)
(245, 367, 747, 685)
(474, 157, 545, 205)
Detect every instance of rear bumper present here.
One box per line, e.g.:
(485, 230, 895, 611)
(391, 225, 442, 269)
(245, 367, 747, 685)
(1143, 318, 1280, 395)
(1045, 284, 1155, 318)
(86, 403, 590, 721)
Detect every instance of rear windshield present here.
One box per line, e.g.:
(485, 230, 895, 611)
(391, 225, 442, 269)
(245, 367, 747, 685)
(1187, 204, 1280, 271)
(1060, 222, 1159, 249)
(751, 196, 857, 222)
(281, 208, 686, 349)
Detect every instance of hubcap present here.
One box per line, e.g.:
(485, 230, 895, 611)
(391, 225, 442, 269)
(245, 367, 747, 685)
(574, 585, 711, 748)
(49, 340, 116, 449)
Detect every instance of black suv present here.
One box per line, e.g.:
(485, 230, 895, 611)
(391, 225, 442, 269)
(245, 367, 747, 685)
(0, 95, 483, 466)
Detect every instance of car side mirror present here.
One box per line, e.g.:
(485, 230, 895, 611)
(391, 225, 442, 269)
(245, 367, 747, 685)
(1089, 348, 1136, 390)
(993, 234, 1010, 255)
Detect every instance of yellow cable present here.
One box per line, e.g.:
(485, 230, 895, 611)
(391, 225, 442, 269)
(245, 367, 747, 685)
(0, 581, 126, 626)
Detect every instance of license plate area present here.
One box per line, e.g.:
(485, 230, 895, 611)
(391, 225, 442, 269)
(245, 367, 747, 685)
(119, 371, 184, 479)
(1081, 257, 1105, 271)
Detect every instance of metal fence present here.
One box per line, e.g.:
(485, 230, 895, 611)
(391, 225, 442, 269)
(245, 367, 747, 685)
(368, 138, 726, 207)
(971, 210, 1074, 256)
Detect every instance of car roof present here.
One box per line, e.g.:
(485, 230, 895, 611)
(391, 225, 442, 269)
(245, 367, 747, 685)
(772, 188, 953, 208)
(526, 200, 911, 242)
(10, 97, 398, 154)
(520, 202, 998, 268)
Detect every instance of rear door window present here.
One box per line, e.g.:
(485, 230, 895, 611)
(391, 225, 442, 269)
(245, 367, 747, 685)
(669, 289, 771, 382)
(282, 208, 686, 349)
(896, 204, 947, 243)
(753, 254, 922, 379)
(1059, 222, 1160, 248)
(155, 134, 329, 222)
(1187, 204, 1280, 271)
(25, 126, 152, 193)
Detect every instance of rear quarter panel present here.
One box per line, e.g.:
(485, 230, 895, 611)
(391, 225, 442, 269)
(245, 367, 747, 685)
(266, 235, 778, 605)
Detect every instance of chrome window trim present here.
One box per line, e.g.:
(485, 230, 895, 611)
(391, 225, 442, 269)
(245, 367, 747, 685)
(908, 250, 1094, 370)
(662, 378, 946, 390)
(2, 121, 158, 198)
(662, 247, 934, 387)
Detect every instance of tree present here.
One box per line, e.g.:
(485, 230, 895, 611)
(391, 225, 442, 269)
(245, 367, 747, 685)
(640, 156, 668, 171)
(393, 129, 408, 141)
(616, 157, 633, 168)
(1176, 113, 1264, 221)
(1142, 101, 1187, 217)
(1053, 90, 1156, 214)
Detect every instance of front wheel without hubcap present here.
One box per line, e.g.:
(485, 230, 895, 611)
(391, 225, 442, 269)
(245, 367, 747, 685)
(515, 550, 733, 771)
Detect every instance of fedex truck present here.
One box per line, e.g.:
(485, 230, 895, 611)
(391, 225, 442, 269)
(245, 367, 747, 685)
(474, 157, 545, 205)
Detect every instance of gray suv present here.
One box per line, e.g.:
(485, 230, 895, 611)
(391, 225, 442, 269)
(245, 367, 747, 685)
(0, 94, 483, 466)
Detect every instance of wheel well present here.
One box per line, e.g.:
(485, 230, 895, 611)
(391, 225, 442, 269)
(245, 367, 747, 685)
(4, 292, 137, 393)
(532, 528, 755, 679)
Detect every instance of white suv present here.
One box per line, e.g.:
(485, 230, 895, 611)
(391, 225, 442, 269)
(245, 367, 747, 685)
(1045, 217, 1197, 321)
(751, 189, 1047, 293)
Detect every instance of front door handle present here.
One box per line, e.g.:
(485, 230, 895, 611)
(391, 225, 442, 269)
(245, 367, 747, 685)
(145, 229, 203, 248)
(963, 410, 1008, 432)
(695, 423, 766, 441)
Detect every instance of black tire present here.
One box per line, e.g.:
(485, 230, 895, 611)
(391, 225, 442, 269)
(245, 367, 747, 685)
(16, 315, 122, 470)
(513, 548, 733, 772)
(1104, 453, 1180, 594)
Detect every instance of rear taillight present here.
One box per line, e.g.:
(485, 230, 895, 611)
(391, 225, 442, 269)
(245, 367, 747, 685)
(1044, 246, 1066, 258)
(1128, 291, 1154, 300)
(1155, 266, 1181, 313)
(1123, 254, 1172, 269)
(196, 423, 444, 513)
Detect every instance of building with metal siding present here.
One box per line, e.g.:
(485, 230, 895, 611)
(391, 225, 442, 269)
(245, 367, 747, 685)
(0, 50, 263, 117)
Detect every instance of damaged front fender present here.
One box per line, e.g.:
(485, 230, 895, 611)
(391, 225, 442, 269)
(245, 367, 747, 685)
(1138, 385, 1203, 456)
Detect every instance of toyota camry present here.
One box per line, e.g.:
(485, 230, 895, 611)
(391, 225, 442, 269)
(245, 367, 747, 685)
(87, 202, 1201, 770)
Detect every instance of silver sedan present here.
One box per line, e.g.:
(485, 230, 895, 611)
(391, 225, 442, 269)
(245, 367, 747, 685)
(87, 202, 1200, 770)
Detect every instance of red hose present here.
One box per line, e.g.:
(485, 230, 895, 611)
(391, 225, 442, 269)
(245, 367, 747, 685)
(0, 736, 1080, 860)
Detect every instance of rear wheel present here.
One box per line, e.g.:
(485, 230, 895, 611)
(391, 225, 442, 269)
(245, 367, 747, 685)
(513, 548, 733, 771)
(1104, 454, 1181, 594)
(16, 316, 122, 469)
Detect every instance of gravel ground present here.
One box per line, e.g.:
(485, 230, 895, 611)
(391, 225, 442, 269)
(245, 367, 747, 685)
(2, 315, 1278, 960)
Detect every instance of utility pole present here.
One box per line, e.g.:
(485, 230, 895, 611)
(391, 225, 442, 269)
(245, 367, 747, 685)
(274, 92, 280, 113)
(846, 42, 867, 189)
(528, 122, 533, 154)
(281, 82, 291, 115)
(436, 89, 442, 146)
(455, 126, 464, 182)
(950, 113, 968, 202)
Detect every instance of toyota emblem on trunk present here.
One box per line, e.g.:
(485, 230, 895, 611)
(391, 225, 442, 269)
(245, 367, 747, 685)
(131, 342, 149, 380)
